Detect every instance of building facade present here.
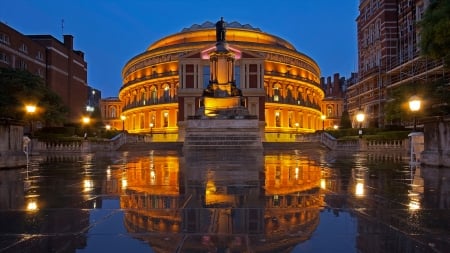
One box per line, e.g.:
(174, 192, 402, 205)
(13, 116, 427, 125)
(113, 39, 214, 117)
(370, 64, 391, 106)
(348, 0, 448, 128)
(0, 22, 89, 123)
(101, 21, 328, 141)
(320, 73, 346, 130)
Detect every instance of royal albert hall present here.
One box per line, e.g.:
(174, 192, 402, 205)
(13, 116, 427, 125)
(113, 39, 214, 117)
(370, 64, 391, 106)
(100, 20, 325, 141)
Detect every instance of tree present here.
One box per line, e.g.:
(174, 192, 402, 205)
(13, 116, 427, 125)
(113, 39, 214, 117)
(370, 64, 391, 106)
(418, 0, 450, 68)
(340, 110, 352, 129)
(0, 68, 68, 125)
(384, 79, 450, 124)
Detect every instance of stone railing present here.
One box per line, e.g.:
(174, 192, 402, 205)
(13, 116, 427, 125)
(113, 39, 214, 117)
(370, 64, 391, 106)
(363, 139, 409, 151)
(302, 132, 409, 152)
(32, 133, 128, 153)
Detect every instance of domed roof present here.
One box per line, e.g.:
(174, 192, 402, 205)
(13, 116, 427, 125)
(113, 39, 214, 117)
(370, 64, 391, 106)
(181, 20, 262, 32)
(147, 19, 296, 51)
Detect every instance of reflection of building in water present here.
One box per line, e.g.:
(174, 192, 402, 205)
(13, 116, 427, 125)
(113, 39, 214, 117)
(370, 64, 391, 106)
(260, 153, 324, 251)
(114, 151, 326, 251)
(119, 153, 182, 234)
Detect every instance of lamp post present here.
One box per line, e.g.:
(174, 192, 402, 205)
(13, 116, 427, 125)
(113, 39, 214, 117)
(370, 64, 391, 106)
(321, 115, 326, 131)
(120, 115, 126, 132)
(82, 116, 90, 140)
(356, 110, 365, 139)
(25, 105, 36, 136)
(408, 95, 421, 131)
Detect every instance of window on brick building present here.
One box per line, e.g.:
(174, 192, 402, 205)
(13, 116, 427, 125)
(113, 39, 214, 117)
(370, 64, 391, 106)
(0, 33, 10, 45)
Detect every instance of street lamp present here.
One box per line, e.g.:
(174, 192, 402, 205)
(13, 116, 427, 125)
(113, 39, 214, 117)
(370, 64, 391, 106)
(149, 122, 154, 136)
(25, 105, 36, 136)
(409, 95, 421, 131)
(321, 115, 326, 131)
(356, 110, 365, 139)
(82, 116, 90, 140)
(120, 115, 126, 132)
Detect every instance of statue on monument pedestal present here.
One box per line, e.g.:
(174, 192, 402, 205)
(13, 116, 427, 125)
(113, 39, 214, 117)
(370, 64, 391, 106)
(197, 18, 250, 118)
(216, 17, 226, 42)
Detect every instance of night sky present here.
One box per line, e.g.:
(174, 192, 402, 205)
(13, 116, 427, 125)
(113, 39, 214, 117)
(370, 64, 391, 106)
(1, 0, 359, 97)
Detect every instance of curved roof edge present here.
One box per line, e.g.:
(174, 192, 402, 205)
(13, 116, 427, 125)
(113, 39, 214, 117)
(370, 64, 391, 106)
(181, 20, 262, 32)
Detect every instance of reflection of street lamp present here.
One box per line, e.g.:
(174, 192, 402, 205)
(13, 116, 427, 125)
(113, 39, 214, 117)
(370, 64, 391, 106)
(120, 115, 126, 132)
(149, 122, 154, 136)
(25, 105, 36, 136)
(409, 95, 421, 131)
(356, 109, 365, 139)
(321, 115, 326, 131)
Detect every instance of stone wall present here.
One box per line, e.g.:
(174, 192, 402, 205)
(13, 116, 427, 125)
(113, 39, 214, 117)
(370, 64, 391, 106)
(0, 120, 26, 168)
(421, 116, 450, 167)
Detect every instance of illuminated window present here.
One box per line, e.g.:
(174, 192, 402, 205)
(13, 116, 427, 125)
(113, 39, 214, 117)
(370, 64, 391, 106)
(273, 87, 280, 102)
(163, 112, 169, 127)
(275, 111, 281, 127)
(141, 92, 146, 105)
(151, 88, 157, 104)
(163, 86, 170, 102)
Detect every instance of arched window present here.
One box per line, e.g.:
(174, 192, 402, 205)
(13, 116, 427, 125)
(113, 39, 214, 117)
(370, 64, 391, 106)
(141, 91, 146, 105)
(163, 86, 170, 102)
(327, 105, 333, 117)
(151, 88, 157, 104)
(110, 106, 116, 118)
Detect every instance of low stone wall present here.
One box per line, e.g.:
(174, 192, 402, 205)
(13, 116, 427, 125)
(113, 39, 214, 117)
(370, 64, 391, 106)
(316, 132, 409, 152)
(421, 116, 450, 167)
(0, 119, 26, 168)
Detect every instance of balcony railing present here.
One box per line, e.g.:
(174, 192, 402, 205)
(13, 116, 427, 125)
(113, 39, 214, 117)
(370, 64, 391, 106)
(265, 95, 321, 110)
(123, 96, 178, 111)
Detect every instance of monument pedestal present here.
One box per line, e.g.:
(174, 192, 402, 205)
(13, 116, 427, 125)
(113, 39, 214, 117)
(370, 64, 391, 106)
(182, 119, 263, 151)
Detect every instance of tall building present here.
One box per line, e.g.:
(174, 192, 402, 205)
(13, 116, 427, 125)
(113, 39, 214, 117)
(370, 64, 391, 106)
(101, 20, 327, 141)
(347, 0, 448, 128)
(321, 73, 346, 129)
(0, 22, 89, 123)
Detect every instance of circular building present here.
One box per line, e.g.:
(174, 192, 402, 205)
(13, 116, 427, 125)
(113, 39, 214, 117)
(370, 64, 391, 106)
(101, 20, 324, 141)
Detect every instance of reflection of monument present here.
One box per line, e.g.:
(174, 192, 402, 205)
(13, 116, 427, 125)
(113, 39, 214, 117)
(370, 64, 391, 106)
(117, 151, 323, 252)
(183, 18, 263, 150)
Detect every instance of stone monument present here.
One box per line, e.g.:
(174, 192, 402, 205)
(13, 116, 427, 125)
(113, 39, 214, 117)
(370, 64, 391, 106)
(183, 18, 262, 151)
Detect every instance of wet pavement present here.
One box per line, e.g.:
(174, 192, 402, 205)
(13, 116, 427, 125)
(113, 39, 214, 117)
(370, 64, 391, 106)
(0, 148, 448, 253)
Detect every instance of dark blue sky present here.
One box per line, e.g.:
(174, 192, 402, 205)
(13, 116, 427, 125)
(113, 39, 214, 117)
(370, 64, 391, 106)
(1, 0, 359, 97)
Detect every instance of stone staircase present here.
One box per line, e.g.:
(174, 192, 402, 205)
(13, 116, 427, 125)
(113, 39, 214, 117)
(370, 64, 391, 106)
(117, 142, 183, 151)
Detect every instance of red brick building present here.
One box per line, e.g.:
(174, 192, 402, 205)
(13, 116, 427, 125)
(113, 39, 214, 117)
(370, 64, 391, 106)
(0, 22, 88, 123)
(347, 0, 448, 128)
